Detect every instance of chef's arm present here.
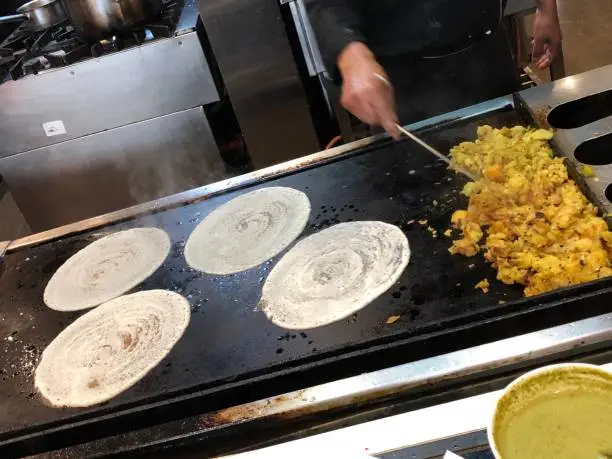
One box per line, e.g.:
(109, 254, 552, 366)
(308, 1, 400, 138)
(532, 0, 562, 69)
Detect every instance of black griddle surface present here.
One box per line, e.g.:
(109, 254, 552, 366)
(1, 109, 610, 447)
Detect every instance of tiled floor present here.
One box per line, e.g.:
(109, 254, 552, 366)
(0, 0, 611, 240)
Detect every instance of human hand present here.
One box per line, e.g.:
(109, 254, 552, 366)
(532, 7, 562, 70)
(338, 42, 400, 139)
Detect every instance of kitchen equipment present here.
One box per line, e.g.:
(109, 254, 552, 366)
(0, 0, 186, 81)
(1, 94, 612, 458)
(396, 124, 477, 181)
(61, 0, 163, 40)
(0, 0, 227, 233)
(520, 64, 612, 215)
(0, 0, 66, 31)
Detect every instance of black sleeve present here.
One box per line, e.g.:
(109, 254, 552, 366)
(307, 0, 366, 79)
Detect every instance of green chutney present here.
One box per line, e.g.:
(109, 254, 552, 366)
(493, 366, 612, 459)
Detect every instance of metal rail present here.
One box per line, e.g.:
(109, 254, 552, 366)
(205, 312, 612, 428)
(26, 311, 612, 458)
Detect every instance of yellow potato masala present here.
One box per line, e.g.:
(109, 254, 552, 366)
(449, 125, 612, 296)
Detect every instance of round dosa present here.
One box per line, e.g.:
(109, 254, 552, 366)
(44, 228, 171, 311)
(185, 187, 310, 274)
(260, 221, 410, 329)
(35, 290, 190, 408)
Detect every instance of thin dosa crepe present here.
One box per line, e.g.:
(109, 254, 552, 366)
(44, 228, 170, 311)
(260, 221, 410, 329)
(35, 290, 190, 407)
(185, 187, 310, 274)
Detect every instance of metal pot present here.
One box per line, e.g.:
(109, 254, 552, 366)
(61, 0, 163, 40)
(0, 0, 67, 32)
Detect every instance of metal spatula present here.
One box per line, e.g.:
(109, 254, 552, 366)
(396, 124, 477, 181)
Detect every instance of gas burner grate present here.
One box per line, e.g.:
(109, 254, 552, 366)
(0, 47, 14, 67)
(0, 0, 185, 81)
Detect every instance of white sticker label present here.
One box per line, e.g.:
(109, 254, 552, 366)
(42, 120, 67, 137)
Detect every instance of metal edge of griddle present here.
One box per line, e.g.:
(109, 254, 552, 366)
(26, 312, 612, 458)
(201, 313, 612, 437)
(514, 95, 612, 221)
(517, 65, 612, 216)
(519, 64, 612, 111)
(4, 95, 515, 255)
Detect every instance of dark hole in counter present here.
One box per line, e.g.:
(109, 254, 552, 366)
(606, 183, 612, 203)
(547, 89, 612, 129)
(574, 133, 612, 165)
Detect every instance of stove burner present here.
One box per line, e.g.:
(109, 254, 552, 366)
(0, 48, 15, 68)
(21, 56, 51, 75)
(0, 0, 184, 81)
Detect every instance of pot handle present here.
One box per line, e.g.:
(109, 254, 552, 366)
(0, 13, 28, 24)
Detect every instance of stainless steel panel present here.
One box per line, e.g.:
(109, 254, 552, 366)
(221, 362, 612, 458)
(175, 0, 200, 35)
(0, 31, 219, 158)
(286, 0, 537, 15)
(289, 0, 326, 76)
(520, 65, 612, 108)
(207, 312, 612, 435)
(0, 107, 225, 232)
(504, 0, 537, 15)
(549, 119, 612, 214)
(518, 65, 612, 213)
(198, 0, 320, 169)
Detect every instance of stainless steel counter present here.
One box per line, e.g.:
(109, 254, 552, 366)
(0, 32, 218, 159)
(219, 322, 612, 458)
(197, 0, 320, 169)
(210, 311, 612, 438)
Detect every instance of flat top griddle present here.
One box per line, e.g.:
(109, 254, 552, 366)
(1, 108, 611, 450)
